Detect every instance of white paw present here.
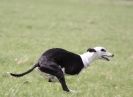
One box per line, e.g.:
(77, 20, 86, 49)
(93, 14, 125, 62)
(69, 89, 77, 93)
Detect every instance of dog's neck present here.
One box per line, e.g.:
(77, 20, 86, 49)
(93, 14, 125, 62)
(80, 52, 97, 68)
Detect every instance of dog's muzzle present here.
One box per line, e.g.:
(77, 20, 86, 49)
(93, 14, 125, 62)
(101, 54, 114, 61)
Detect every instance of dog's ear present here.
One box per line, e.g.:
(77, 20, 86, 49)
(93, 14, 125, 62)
(87, 48, 96, 52)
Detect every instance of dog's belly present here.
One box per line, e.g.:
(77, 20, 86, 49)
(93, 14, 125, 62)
(64, 67, 82, 75)
(36, 67, 58, 81)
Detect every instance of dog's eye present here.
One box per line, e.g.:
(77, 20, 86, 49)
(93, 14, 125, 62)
(101, 49, 106, 52)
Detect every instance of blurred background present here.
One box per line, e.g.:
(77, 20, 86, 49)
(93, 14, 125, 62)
(0, 0, 133, 97)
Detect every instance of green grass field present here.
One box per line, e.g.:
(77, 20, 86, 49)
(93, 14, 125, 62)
(0, 0, 133, 97)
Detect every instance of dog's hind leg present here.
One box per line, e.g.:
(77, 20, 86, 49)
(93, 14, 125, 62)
(39, 62, 69, 92)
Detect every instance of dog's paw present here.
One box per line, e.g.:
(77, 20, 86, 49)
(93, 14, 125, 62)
(69, 89, 78, 93)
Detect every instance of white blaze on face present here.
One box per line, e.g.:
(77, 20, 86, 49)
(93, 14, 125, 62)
(94, 47, 114, 61)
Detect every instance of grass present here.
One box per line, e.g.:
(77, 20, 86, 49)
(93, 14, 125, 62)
(0, 0, 133, 97)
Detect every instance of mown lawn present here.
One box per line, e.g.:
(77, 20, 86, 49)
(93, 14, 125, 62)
(0, 0, 133, 97)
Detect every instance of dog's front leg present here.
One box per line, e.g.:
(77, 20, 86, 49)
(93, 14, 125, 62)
(52, 67, 69, 92)
(56, 74, 69, 92)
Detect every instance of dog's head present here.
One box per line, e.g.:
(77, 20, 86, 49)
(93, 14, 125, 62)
(87, 47, 114, 61)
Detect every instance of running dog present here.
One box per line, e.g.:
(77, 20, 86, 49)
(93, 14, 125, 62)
(10, 46, 114, 92)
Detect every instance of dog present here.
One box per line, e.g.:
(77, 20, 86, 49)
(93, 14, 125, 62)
(10, 46, 114, 92)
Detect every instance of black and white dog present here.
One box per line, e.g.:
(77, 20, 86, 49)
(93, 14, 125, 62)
(10, 46, 114, 92)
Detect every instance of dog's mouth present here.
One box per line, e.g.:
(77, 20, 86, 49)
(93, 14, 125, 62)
(101, 54, 114, 61)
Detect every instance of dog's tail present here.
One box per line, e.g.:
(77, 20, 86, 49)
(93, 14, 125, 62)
(10, 63, 39, 77)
